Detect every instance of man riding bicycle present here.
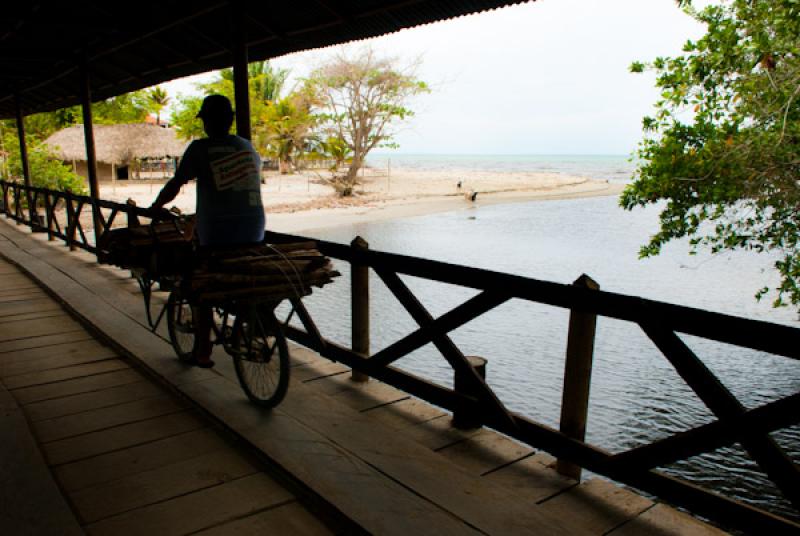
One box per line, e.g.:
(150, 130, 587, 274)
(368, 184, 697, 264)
(150, 94, 265, 367)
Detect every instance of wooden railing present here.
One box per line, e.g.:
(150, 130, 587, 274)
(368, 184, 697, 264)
(0, 180, 154, 251)
(2, 179, 799, 534)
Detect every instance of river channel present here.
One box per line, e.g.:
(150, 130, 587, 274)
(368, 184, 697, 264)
(292, 194, 800, 520)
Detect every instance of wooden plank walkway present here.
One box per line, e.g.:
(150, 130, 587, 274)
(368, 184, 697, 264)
(0, 258, 336, 535)
(0, 218, 729, 535)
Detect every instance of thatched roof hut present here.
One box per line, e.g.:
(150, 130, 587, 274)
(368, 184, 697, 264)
(44, 123, 187, 182)
(45, 123, 186, 165)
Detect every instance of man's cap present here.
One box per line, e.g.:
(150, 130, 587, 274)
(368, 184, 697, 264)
(196, 95, 234, 119)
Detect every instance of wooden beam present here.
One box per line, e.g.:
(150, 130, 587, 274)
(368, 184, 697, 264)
(610, 392, 800, 472)
(231, 1, 251, 140)
(374, 266, 518, 431)
(79, 61, 102, 238)
(642, 322, 800, 509)
(14, 95, 35, 224)
(13, 95, 31, 188)
(368, 290, 508, 369)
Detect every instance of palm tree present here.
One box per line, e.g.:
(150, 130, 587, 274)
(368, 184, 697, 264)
(249, 61, 289, 103)
(261, 95, 315, 174)
(147, 86, 170, 125)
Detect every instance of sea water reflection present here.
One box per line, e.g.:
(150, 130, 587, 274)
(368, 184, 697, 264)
(291, 195, 800, 519)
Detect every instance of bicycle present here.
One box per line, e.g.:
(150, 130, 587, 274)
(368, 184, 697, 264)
(102, 211, 334, 409)
(164, 282, 290, 408)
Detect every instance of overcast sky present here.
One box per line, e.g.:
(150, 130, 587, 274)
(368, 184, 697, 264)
(163, 0, 706, 156)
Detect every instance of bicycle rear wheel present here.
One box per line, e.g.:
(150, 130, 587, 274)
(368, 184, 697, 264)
(230, 305, 290, 408)
(166, 289, 195, 362)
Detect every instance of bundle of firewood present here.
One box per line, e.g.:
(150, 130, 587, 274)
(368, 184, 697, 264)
(191, 242, 340, 303)
(97, 218, 194, 275)
(98, 218, 339, 302)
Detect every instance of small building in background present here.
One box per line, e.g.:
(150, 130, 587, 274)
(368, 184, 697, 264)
(44, 123, 186, 182)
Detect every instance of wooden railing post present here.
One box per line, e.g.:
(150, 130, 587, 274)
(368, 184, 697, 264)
(557, 274, 599, 480)
(452, 356, 487, 429)
(1, 182, 8, 215)
(43, 193, 54, 241)
(14, 185, 22, 224)
(351, 236, 370, 382)
(65, 194, 78, 251)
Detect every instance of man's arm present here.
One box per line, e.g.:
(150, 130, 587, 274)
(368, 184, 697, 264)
(149, 143, 195, 210)
(150, 177, 184, 210)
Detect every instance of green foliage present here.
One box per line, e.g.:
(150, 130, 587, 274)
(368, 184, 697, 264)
(171, 60, 293, 143)
(92, 91, 150, 124)
(147, 86, 170, 124)
(249, 61, 289, 103)
(2, 131, 85, 193)
(170, 95, 204, 140)
(323, 136, 352, 170)
(622, 0, 800, 308)
(258, 94, 316, 174)
(304, 48, 429, 196)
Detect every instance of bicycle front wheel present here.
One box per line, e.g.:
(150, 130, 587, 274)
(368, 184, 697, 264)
(166, 289, 195, 363)
(230, 305, 290, 408)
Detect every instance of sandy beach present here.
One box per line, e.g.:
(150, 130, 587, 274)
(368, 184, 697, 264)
(99, 167, 625, 234)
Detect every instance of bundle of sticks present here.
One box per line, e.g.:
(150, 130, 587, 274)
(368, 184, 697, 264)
(98, 215, 339, 302)
(97, 218, 194, 274)
(190, 242, 340, 303)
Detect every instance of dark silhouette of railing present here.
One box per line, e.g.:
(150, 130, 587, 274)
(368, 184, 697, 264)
(2, 179, 798, 534)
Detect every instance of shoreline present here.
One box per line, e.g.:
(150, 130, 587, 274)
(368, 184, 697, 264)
(99, 169, 626, 235)
(267, 179, 626, 234)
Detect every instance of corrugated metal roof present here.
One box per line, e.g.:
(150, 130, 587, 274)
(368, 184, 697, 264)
(0, 1, 531, 119)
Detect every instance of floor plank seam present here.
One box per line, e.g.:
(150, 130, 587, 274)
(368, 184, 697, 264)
(26, 382, 160, 422)
(55, 430, 225, 494)
(182, 498, 301, 536)
(47, 417, 208, 468)
(300, 370, 350, 383)
(16, 375, 145, 405)
(479, 451, 539, 477)
(75, 469, 263, 526)
(61, 444, 232, 493)
(0, 329, 87, 346)
(0, 331, 93, 354)
(37, 407, 191, 445)
(355, 394, 413, 413)
(601, 503, 658, 536)
(0, 284, 41, 293)
(1, 357, 126, 380)
(0, 311, 67, 323)
(8, 365, 135, 394)
(432, 434, 472, 453)
(535, 481, 581, 505)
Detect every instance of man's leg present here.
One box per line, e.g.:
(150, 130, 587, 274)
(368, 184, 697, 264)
(193, 304, 214, 367)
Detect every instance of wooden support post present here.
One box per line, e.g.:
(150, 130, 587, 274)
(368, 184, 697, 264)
(80, 60, 103, 241)
(351, 236, 370, 382)
(231, 1, 251, 140)
(452, 356, 487, 429)
(14, 95, 36, 226)
(557, 274, 600, 480)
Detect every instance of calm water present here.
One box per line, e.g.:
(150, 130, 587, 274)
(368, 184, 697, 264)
(366, 153, 637, 182)
(293, 194, 800, 520)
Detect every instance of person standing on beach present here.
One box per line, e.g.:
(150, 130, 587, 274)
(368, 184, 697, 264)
(150, 94, 265, 367)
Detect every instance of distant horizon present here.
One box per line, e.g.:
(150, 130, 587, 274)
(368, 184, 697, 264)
(368, 152, 632, 157)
